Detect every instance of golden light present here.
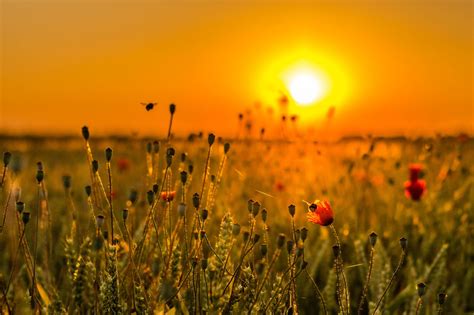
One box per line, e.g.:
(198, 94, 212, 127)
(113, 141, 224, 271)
(288, 71, 326, 105)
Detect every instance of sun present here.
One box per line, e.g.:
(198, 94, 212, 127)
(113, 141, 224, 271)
(288, 71, 326, 106)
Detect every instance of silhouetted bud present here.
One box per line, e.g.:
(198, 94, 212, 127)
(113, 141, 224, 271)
(81, 126, 90, 141)
(191, 257, 198, 268)
(252, 202, 260, 217)
(301, 227, 308, 242)
(3, 152, 11, 167)
(192, 193, 200, 208)
(93, 235, 103, 250)
(208, 133, 215, 146)
(105, 148, 112, 162)
(301, 260, 308, 269)
(260, 244, 268, 256)
(147, 190, 154, 205)
(181, 152, 187, 162)
(96, 215, 105, 228)
(277, 234, 286, 248)
(178, 203, 186, 217)
(16, 201, 24, 214)
(122, 208, 129, 221)
(243, 231, 250, 243)
(201, 259, 208, 270)
(261, 209, 267, 222)
(253, 234, 261, 244)
(200, 230, 206, 239)
(129, 189, 138, 204)
(36, 170, 44, 183)
(256, 262, 265, 275)
(247, 199, 254, 213)
(400, 237, 408, 252)
(369, 232, 378, 247)
(153, 141, 160, 154)
(438, 293, 447, 305)
(188, 163, 194, 174)
(202, 241, 211, 258)
(62, 175, 72, 190)
(224, 143, 230, 154)
(201, 209, 208, 221)
(180, 171, 187, 185)
(146, 142, 152, 154)
(85, 185, 92, 197)
(153, 184, 159, 194)
(417, 283, 426, 297)
(286, 240, 294, 254)
(102, 230, 108, 240)
(288, 204, 296, 217)
(169, 103, 176, 114)
(332, 245, 340, 258)
(92, 160, 99, 173)
(22, 211, 30, 224)
(232, 223, 241, 236)
(193, 230, 199, 240)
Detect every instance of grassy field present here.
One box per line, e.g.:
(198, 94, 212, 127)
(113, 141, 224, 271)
(0, 122, 472, 314)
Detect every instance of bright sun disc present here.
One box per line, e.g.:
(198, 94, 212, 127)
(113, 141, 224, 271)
(288, 72, 325, 105)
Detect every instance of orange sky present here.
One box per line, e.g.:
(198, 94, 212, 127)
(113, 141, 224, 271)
(1, 0, 472, 137)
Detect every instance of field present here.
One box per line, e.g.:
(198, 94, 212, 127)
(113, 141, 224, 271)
(0, 123, 473, 314)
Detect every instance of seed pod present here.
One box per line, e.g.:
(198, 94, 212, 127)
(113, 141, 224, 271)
(261, 209, 267, 222)
(369, 232, 378, 247)
(16, 201, 25, 214)
(200, 230, 206, 239)
(192, 193, 200, 208)
(81, 126, 90, 141)
(399, 237, 408, 252)
(96, 215, 105, 228)
(247, 199, 254, 213)
(252, 202, 260, 217)
(332, 245, 340, 258)
(301, 227, 308, 242)
(92, 160, 99, 173)
(438, 293, 447, 305)
(36, 170, 44, 183)
(146, 142, 152, 154)
(208, 133, 215, 146)
(22, 212, 30, 224)
(260, 244, 268, 256)
(153, 141, 160, 154)
(253, 234, 261, 244)
(152, 184, 159, 194)
(277, 234, 286, 248)
(232, 223, 241, 236)
(180, 171, 187, 185)
(62, 175, 72, 190)
(3, 152, 12, 167)
(147, 190, 154, 205)
(286, 240, 294, 254)
(288, 204, 296, 217)
(85, 185, 92, 197)
(294, 229, 301, 242)
(181, 152, 187, 163)
(243, 231, 250, 243)
(417, 283, 426, 297)
(193, 230, 199, 240)
(178, 203, 186, 217)
(201, 259, 208, 270)
(122, 208, 129, 221)
(102, 230, 108, 240)
(224, 143, 230, 154)
(256, 262, 265, 275)
(201, 209, 208, 221)
(105, 148, 112, 162)
(169, 103, 176, 114)
(188, 164, 194, 174)
(129, 189, 138, 204)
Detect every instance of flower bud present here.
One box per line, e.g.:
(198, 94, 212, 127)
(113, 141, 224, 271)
(243, 231, 250, 243)
(122, 208, 129, 221)
(301, 260, 308, 270)
(152, 184, 159, 194)
(260, 244, 268, 256)
(253, 234, 260, 244)
(201, 259, 208, 270)
(200, 230, 206, 239)
(438, 293, 447, 305)
(129, 189, 138, 204)
(178, 203, 186, 217)
(201, 209, 208, 221)
(286, 240, 294, 254)
(256, 262, 265, 275)
(105, 148, 112, 162)
(153, 141, 160, 154)
(193, 230, 199, 240)
(288, 204, 296, 217)
(277, 234, 286, 248)
(247, 199, 254, 213)
(232, 223, 241, 236)
(180, 152, 187, 163)
(188, 164, 194, 174)
(332, 245, 340, 258)
(208, 133, 215, 146)
(36, 170, 44, 183)
(180, 171, 187, 185)
(96, 215, 105, 228)
(92, 160, 99, 173)
(85, 185, 92, 197)
(146, 142, 152, 154)
(224, 143, 231, 154)
(16, 201, 24, 214)
(417, 283, 426, 297)
(261, 209, 267, 222)
(169, 103, 176, 114)
(192, 193, 200, 208)
(301, 227, 308, 242)
(369, 232, 378, 247)
(22, 211, 30, 224)
(3, 152, 12, 167)
(399, 237, 408, 252)
(62, 175, 72, 190)
(102, 230, 108, 240)
(147, 190, 154, 205)
(81, 126, 90, 141)
(252, 202, 260, 217)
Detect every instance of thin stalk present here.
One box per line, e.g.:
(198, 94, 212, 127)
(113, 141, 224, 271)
(305, 268, 327, 315)
(358, 247, 375, 315)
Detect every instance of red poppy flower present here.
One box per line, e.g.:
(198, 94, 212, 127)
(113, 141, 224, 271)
(404, 179, 426, 201)
(160, 191, 176, 202)
(307, 200, 334, 226)
(408, 163, 423, 181)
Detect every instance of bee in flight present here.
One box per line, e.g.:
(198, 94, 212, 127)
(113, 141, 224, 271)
(141, 102, 157, 111)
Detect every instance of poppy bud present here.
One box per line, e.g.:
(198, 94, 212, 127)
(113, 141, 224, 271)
(102, 230, 108, 240)
(180, 171, 187, 185)
(256, 262, 265, 275)
(253, 234, 260, 244)
(243, 231, 250, 243)
(247, 199, 254, 213)
(301, 260, 308, 270)
(369, 232, 378, 247)
(146, 142, 152, 154)
(92, 160, 99, 173)
(169, 103, 176, 114)
(288, 204, 296, 217)
(200, 230, 206, 239)
(16, 201, 24, 214)
(105, 148, 112, 162)
(202, 241, 211, 259)
(178, 203, 186, 217)
(224, 143, 230, 154)
(147, 190, 154, 205)
(81, 126, 90, 141)
(259, 209, 267, 224)
(438, 293, 447, 305)
(232, 223, 241, 236)
(180, 152, 187, 163)
(3, 152, 11, 167)
(96, 215, 105, 228)
(188, 163, 194, 174)
(201, 259, 208, 270)
(286, 240, 294, 254)
(252, 202, 260, 217)
(201, 209, 208, 221)
(191, 257, 198, 268)
(152, 184, 159, 194)
(22, 212, 30, 224)
(122, 208, 129, 221)
(208, 133, 215, 146)
(277, 234, 286, 248)
(153, 141, 160, 154)
(301, 227, 308, 242)
(417, 283, 426, 297)
(85, 185, 92, 197)
(332, 245, 340, 258)
(399, 237, 408, 252)
(193, 230, 199, 240)
(192, 193, 200, 208)
(260, 244, 268, 256)
(129, 189, 138, 204)
(62, 175, 72, 190)
(93, 235, 103, 250)
(36, 170, 44, 183)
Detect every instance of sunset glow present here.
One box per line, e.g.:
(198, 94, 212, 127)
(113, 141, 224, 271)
(288, 71, 326, 106)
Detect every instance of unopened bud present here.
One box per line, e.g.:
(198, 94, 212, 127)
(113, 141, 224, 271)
(105, 148, 112, 162)
(92, 160, 99, 173)
(169, 103, 176, 114)
(16, 201, 24, 214)
(232, 223, 241, 236)
(146, 142, 152, 154)
(96, 215, 105, 228)
(253, 234, 260, 244)
(400, 237, 408, 252)
(243, 231, 250, 243)
(152, 184, 159, 194)
(122, 208, 129, 221)
(286, 240, 294, 254)
(277, 234, 286, 248)
(147, 190, 154, 205)
(153, 141, 160, 154)
(332, 245, 340, 258)
(252, 202, 260, 217)
(36, 170, 44, 183)
(188, 164, 194, 174)
(260, 244, 268, 256)
(256, 262, 265, 275)
(192, 193, 199, 208)
(201, 259, 208, 270)
(3, 152, 12, 167)
(247, 199, 254, 213)
(180, 171, 187, 185)
(301, 227, 308, 242)
(288, 204, 296, 217)
(201, 209, 208, 221)
(224, 143, 230, 154)
(369, 232, 378, 247)
(208, 133, 215, 146)
(85, 185, 92, 197)
(261, 209, 267, 222)
(81, 126, 90, 141)
(129, 189, 138, 204)
(417, 283, 426, 297)
(438, 293, 447, 305)
(62, 175, 72, 190)
(22, 212, 30, 224)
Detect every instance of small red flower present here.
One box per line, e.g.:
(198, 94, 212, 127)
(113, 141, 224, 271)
(405, 164, 426, 201)
(408, 163, 423, 181)
(307, 200, 334, 226)
(117, 158, 130, 172)
(160, 191, 176, 202)
(275, 181, 285, 192)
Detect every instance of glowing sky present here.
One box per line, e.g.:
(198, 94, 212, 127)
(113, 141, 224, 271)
(1, 0, 472, 137)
